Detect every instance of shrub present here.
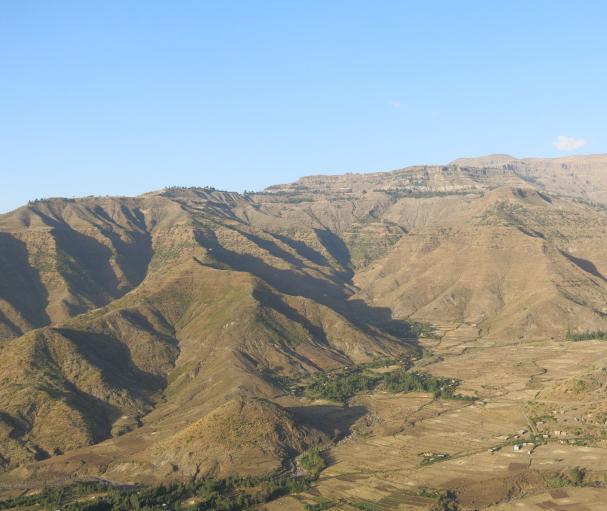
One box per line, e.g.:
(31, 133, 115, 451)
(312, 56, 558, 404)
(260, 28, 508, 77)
(569, 466, 586, 486)
(432, 490, 460, 511)
(566, 330, 607, 341)
(299, 448, 327, 477)
(544, 472, 570, 488)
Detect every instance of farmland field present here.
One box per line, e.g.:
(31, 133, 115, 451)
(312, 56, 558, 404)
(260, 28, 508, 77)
(269, 324, 607, 510)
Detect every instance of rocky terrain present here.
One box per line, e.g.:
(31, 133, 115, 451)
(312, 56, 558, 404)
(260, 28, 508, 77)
(2, 154, 607, 509)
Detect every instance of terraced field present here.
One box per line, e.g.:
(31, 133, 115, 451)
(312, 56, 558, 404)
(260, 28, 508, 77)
(268, 327, 607, 510)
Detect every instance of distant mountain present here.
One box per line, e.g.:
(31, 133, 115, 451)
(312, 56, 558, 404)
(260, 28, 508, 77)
(2, 154, 607, 483)
(451, 153, 607, 204)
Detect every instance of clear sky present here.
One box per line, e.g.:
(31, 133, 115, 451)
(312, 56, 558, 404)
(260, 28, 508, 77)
(1, 1, 606, 212)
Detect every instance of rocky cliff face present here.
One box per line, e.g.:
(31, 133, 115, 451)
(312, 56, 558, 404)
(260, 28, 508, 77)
(452, 153, 607, 204)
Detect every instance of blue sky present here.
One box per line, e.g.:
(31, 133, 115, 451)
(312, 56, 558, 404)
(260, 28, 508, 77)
(1, 1, 606, 212)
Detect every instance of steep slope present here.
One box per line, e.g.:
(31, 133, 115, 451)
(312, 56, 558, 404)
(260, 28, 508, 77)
(355, 186, 607, 339)
(0, 188, 413, 480)
(0, 195, 170, 339)
(147, 397, 327, 478)
(3, 155, 607, 485)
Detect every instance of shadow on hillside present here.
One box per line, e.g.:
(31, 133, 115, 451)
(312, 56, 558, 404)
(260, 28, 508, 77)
(0, 232, 50, 331)
(236, 227, 349, 288)
(45, 377, 126, 446)
(271, 233, 330, 267)
(5, 361, 127, 451)
(30, 208, 152, 315)
(57, 328, 167, 394)
(561, 250, 607, 282)
(53, 326, 172, 442)
(92, 205, 153, 286)
(288, 405, 366, 441)
(192, 226, 418, 347)
(252, 286, 329, 346)
(315, 229, 354, 280)
(0, 309, 21, 338)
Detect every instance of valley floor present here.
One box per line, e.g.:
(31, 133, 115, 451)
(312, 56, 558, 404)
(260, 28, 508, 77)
(269, 324, 607, 510)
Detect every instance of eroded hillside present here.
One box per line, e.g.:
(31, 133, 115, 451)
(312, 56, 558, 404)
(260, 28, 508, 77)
(2, 155, 607, 502)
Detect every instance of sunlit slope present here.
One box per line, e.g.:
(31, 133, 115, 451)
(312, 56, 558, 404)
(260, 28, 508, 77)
(452, 153, 607, 204)
(3, 155, 607, 481)
(355, 187, 607, 338)
(0, 189, 411, 477)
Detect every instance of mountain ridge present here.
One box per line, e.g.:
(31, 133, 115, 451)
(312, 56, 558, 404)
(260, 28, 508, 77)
(2, 153, 607, 488)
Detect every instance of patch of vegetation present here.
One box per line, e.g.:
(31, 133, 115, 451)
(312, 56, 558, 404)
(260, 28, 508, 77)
(149, 241, 198, 267)
(566, 330, 607, 341)
(571, 196, 607, 211)
(544, 473, 570, 488)
(28, 197, 76, 205)
(416, 488, 460, 510)
(418, 487, 442, 499)
(382, 370, 469, 400)
(303, 361, 468, 403)
(569, 466, 586, 486)
(378, 319, 438, 340)
(543, 467, 586, 489)
(304, 501, 336, 510)
(352, 502, 381, 511)
(0, 473, 317, 511)
(163, 185, 219, 193)
(0, 483, 105, 511)
(299, 447, 327, 477)
(409, 321, 441, 339)
(431, 489, 460, 511)
(420, 453, 450, 466)
(305, 367, 380, 402)
(347, 233, 397, 268)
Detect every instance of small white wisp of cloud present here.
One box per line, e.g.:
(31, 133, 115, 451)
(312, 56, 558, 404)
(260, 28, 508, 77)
(553, 135, 587, 151)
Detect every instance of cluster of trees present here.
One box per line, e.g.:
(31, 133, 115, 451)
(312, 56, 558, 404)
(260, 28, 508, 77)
(432, 489, 460, 511)
(352, 502, 381, 510)
(566, 330, 607, 342)
(304, 503, 335, 511)
(544, 466, 587, 489)
(164, 186, 217, 192)
(382, 370, 459, 399)
(0, 483, 105, 510)
(299, 448, 327, 477)
(374, 320, 439, 341)
(304, 363, 469, 403)
(0, 473, 314, 511)
(305, 367, 379, 402)
(408, 321, 440, 340)
(28, 197, 76, 204)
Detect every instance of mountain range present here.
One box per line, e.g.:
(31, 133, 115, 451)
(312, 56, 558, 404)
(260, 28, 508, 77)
(2, 153, 607, 488)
